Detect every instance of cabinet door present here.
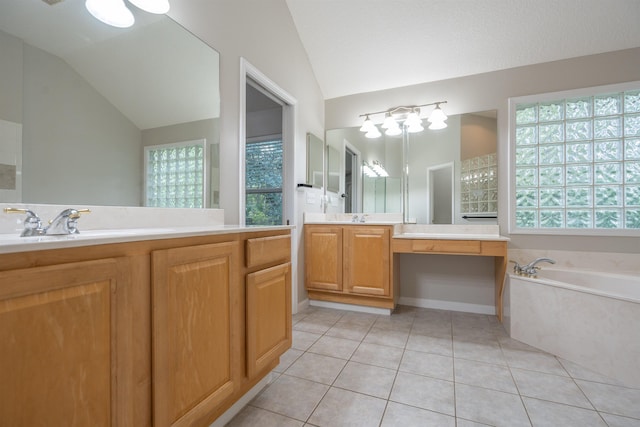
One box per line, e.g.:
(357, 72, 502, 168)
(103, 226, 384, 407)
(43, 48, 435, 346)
(344, 226, 391, 296)
(305, 226, 342, 291)
(152, 241, 240, 427)
(246, 262, 292, 378)
(0, 258, 132, 427)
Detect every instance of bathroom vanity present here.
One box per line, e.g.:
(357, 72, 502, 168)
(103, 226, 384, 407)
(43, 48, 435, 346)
(0, 224, 292, 427)
(304, 218, 508, 319)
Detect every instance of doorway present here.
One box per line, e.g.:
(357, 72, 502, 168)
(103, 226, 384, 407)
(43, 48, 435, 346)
(427, 162, 454, 224)
(343, 143, 360, 214)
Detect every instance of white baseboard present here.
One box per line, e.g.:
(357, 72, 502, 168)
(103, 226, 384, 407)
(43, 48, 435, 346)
(208, 374, 271, 427)
(399, 296, 495, 315)
(309, 299, 393, 315)
(296, 298, 310, 314)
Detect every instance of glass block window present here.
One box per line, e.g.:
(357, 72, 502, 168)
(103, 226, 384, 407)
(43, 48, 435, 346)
(246, 137, 283, 225)
(511, 83, 640, 234)
(144, 140, 205, 208)
(461, 153, 498, 215)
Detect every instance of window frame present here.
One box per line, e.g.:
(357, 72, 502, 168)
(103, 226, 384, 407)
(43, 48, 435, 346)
(143, 138, 208, 208)
(508, 81, 640, 237)
(245, 134, 283, 225)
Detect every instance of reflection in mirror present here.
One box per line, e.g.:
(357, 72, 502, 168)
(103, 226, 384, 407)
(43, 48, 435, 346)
(326, 145, 340, 194)
(325, 127, 403, 213)
(326, 110, 497, 223)
(306, 133, 324, 188)
(0, 0, 220, 208)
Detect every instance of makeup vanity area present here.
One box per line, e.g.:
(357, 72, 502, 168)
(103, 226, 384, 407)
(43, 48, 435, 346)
(304, 109, 508, 320)
(304, 217, 508, 320)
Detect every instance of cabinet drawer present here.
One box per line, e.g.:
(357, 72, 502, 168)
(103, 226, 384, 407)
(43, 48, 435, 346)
(410, 239, 481, 254)
(246, 234, 291, 268)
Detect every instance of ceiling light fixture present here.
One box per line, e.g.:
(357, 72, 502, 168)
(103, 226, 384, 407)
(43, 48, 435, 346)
(128, 0, 170, 14)
(85, 0, 170, 28)
(359, 101, 448, 138)
(363, 161, 389, 177)
(85, 0, 135, 28)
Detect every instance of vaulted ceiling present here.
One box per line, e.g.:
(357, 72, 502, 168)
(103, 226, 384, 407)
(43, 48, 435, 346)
(285, 0, 640, 99)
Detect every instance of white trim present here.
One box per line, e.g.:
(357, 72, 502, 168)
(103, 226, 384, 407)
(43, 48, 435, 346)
(508, 80, 640, 237)
(239, 57, 299, 314)
(398, 296, 496, 315)
(296, 298, 310, 314)
(426, 161, 455, 224)
(309, 299, 393, 316)
(208, 374, 272, 427)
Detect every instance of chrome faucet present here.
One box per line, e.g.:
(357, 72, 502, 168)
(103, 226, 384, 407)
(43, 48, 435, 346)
(45, 208, 91, 235)
(3, 207, 45, 237)
(510, 257, 556, 277)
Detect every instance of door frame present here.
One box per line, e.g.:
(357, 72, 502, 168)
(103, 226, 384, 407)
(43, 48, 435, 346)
(239, 57, 298, 311)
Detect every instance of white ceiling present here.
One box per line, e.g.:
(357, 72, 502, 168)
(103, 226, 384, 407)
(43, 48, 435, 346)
(285, 0, 640, 100)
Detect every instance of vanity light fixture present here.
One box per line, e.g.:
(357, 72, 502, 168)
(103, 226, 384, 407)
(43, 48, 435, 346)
(363, 161, 389, 177)
(85, 0, 170, 28)
(359, 101, 448, 138)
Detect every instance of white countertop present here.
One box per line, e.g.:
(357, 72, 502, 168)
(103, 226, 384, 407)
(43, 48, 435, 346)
(392, 232, 509, 241)
(0, 224, 293, 255)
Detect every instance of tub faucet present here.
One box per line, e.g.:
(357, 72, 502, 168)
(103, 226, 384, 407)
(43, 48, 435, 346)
(511, 257, 556, 277)
(45, 208, 91, 235)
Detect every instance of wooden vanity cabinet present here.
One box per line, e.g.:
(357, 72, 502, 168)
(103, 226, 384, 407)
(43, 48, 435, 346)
(305, 224, 394, 309)
(151, 241, 241, 427)
(0, 257, 134, 427)
(0, 228, 292, 427)
(245, 234, 292, 379)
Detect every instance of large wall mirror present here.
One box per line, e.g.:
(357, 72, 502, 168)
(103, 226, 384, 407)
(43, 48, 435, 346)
(325, 110, 497, 224)
(0, 0, 220, 207)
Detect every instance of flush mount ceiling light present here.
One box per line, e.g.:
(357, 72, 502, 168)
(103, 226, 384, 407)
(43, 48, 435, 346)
(85, 0, 135, 28)
(128, 0, 170, 14)
(359, 101, 448, 138)
(85, 0, 170, 28)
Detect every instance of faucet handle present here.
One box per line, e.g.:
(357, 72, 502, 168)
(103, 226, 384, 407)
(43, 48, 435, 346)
(4, 207, 44, 236)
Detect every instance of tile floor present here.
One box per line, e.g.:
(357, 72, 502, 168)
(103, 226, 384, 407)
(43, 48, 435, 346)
(227, 305, 640, 427)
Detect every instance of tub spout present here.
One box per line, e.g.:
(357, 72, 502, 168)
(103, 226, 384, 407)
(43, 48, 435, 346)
(520, 257, 556, 276)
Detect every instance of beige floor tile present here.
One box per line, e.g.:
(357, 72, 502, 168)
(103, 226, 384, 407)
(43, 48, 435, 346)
(522, 397, 607, 427)
(284, 352, 347, 385)
(576, 380, 640, 419)
(307, 335, 360, 360)
(399, 349, 454, 381)
(325, 323, 370, 341)
(502, 347, 568, 376)
(380, 401, 455, 427)
(511, 368, 593, 408)
(273, 348, 304, 373)
(406, 333, 453, 356)
(390, 371, 455, 416)
(251, 375, 328, 421)
(453, 336, 507, 365)
(454, 358, 518, 394)
(455, 383, 531, 427)
(307, 387, 386, 427)
(292, 330, 321, 351)
(350, 342, 404, 370)
(363, 327, 409, 348)
(227, 405, 304, 427)
(599, 412, 640, 427)
(333, 361, 396, 399)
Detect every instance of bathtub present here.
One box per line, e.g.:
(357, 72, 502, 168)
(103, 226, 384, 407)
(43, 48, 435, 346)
(506, 268, 640, 388)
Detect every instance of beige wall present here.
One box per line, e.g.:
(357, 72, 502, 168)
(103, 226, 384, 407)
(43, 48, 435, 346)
(326, 47, 640, 254)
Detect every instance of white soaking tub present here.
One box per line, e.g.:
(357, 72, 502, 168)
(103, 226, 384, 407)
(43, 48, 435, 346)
(506, 268, 640, 387)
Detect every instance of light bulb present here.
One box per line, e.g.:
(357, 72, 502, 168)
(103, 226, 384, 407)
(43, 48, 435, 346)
(428, 120, 447, 130)
(365, 126, 381, 138)
(381, 113, 396, 130)
(404, 110, 422, 128)
(385, 124, 402, 136)
(86, 0, 134, 28)
(407, 122, 424, 133)
(360, 115, 375, 133)
(128, 0, 170, 14)
(428, 105, 448, 123)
